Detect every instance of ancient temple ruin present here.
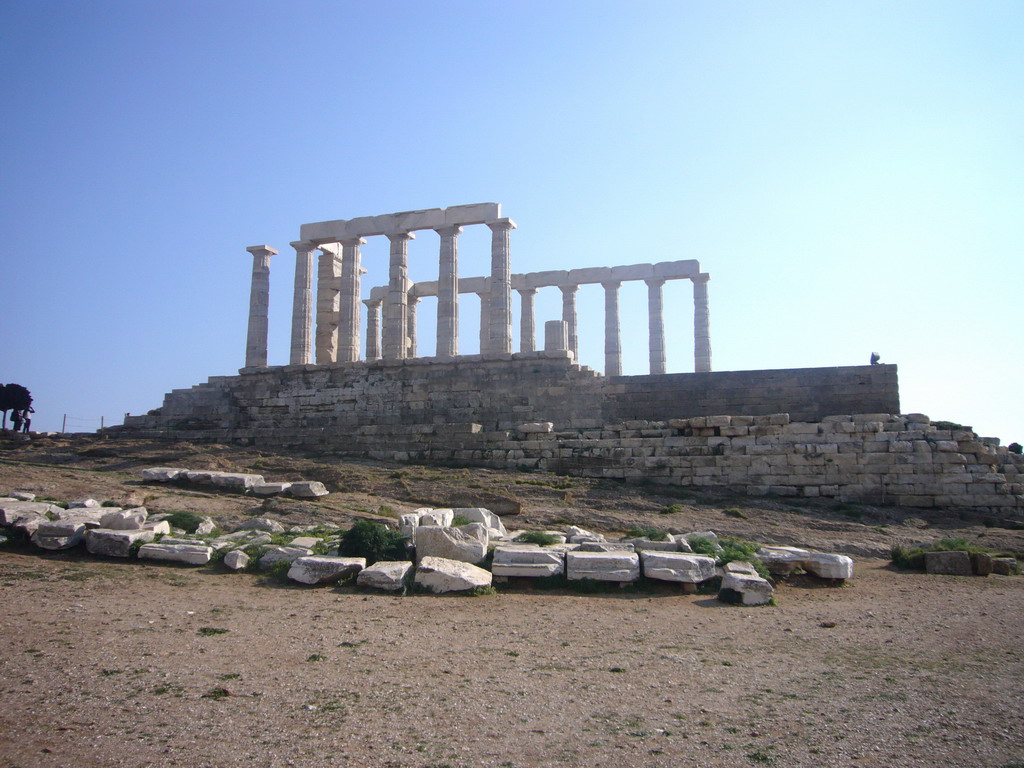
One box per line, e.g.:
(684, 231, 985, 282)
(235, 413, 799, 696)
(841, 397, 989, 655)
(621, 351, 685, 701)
(122, 203, 1023, 514)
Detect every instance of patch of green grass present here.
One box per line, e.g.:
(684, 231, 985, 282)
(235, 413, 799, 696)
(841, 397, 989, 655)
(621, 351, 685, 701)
(463, 585, 497, 596)
(100, 668, 122, 676)
(202, 687, 231, 700)
(661, 504, 684, 514)
(161, 511, 208, 534)
(891, 537, 994, 571)
(306, 654, 327, 662)
(197, 627, 229, 637)
(451, 514, 472, 527)
(722, 507, 748, 519)
(688, 536, 718, 557)
(218, 673, 240, 681)
(624, 527, 668, 541)
(514, 531, 560, 546)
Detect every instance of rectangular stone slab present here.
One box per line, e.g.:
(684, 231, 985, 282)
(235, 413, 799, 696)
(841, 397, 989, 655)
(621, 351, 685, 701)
(566, 551, 640, 582)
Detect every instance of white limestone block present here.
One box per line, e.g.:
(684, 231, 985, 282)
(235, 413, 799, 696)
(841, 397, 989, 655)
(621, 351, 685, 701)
(670, 534, 693, 553)
(137, 543, 214, 565)
(566, 551, 640, 582)
(641, 552, 716, 583)
(357, 560, 414, 590)
(0, 500, 62, 526)
(145, 520, 171, 535)
(415, 556, 492, 593)
(253, 482, 292, 496)
(566, 525, 605, 543)
(288, 556, 365, 585)
(223, 550, 250, 570)
(287, 481, 329, 498)
(289, 536, 322, 549)
(801, 552, 854, 580)
(32, 520, 87, 550)
(757, 546, 810, 576)
(68, 499, 101, 509)
(236, 518, 285, 534)
(415, 524, 487, 564)
(100, 507, 148, 530)
(578, 541, 635, 553)
(719, 573, 774, 606)
(141, 467, 187, 482)
(622, 537, 678, 552)
(398, 512, 421, 539)
(419, 509, 454, 527)
(85, 528, 155, 557)
(452, 507, 507, 537)
(11, 492, 35, 501)
(724, 560, 759, 576)
(518, 422, 554, 434)
(492, 547, 565, 577)
(258, 546, 313, 569)
(209, 472, 266, 491)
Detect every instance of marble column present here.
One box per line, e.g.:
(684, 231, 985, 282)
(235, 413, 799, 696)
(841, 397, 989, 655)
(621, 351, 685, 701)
(435, 225, 462, 359)
(486, 218, 516, 355)
(337, 237, 365, 363)
(544, 320, 568, 352)
(517, 287, 537, 353)
(645, 278, 666, 375)
(243, 245, 276, 368)
(288, 241, 315, 366)
(407, 294, 419, 358)
(364, 298, 381, 360)
(560, 284, 579, 361)
(603, 281, 622, 377)
(315, 244, 341, 364)
(383, 231, 414, 360)
(693, 274, 712, 372)
(477, 290, 490, 355)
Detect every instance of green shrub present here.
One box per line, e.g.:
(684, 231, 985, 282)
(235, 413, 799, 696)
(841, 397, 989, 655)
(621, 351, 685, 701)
(451, 514, 472, 527)
(722, 507, 748, 520)
(890, 538, 992, 571)
(161, 511, 207, 534)
(624, 527, 668, 541)
(338, 520, 408, 565)
(687, 536, 719, 557)
(514, 531, 560, 547)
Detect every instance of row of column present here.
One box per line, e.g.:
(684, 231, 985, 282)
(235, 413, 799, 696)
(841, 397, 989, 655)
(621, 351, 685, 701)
(242, 237, 710, 375)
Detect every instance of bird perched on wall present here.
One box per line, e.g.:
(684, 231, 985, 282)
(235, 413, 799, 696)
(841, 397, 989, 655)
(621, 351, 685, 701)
(870, 352, 880, 365)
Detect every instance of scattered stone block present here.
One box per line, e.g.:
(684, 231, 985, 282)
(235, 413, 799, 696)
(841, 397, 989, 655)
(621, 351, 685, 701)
(719, 572, 774, 606)
(566, 525, 605, 544)
(971, 552, 993, 576)
(757, 546, 810, 577)
(641, 552, 716, 583)
(578, 541, 635, 553)
(68, 499, 101, 509)
(141, 467, 187, 482)
(258, 546, 312, 569)
(289, 536, 322, 549)
(924, 550, 971, 576)
(99, 507, 148, 530)
(253, 482, 293, 496)
(992, 557, 1017, 576)
(287, 481, 329, 498)
(357, 560, 413, 590)
(223, 550, 250, 570)
(723, 560, 759, 576)
(209, 473, 266, 491)
(802, 553, 854, 580)
(288, 556, 365, 585)
(237, 518, 285, 534)
(415, 556, 492, 593)
(566, 551, 640, 582)
(137, 543, 214, 565)
(518, 422, 554, 433)
(492, 547, 565, 577)
(32, 520, 87, 550)
(11, 492, 36, 501)
(414, 524, 487, 564)
(419, 509, 455, 527)
(0, 500, 61, 526)
(85, 528, 155, 557)
(453, 507, 507, 537)
(622, 537, 678, 552)
(145, 520, 172, 535)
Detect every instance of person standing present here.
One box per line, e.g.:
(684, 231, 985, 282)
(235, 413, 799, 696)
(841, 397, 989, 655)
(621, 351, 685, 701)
(21, 407, 33, 433)
(11, 409, 23, 433)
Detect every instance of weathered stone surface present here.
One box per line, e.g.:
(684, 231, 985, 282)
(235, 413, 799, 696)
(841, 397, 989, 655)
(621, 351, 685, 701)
(578, 541, 635, 553)
(453, 507, 507, 537)
(237, 518, 285, 534)
(258, 546, 312, 568)
(414, 556, 492, 593)
(398, 512, 422, 538)
(223, 550, 250, 570)
(32, 520, 87, 550)
(209, 472, 266, 491)
(566, 551, 640, 582)
(802, 553, 854, 580)
(68, 499, 101, 509)
(724, 560, 759, 576)
(519, 422, 554, 433)
(0, 500, 61, 526)
(622, 537, 678, 552)
(288, 556, 365, 585)
(566, 525, 605, 544)
(641, 552, 716, 583)
(719, 573, 774, 606)
(253, 482, 293, 496)
(924, 550, 972, 576)
(11, 492, 36, 501)
(146, 520, 172, 535)
(992, 557, 1017, 576)
(492, 546, 565, 577)
(194, 517, 217, 535)
(289, 536, 322, 549)
(85, 528, 155, 557)
(287, 481, 329, 498)
(357, 560, 413, 590)
(757, 546, 810, 576)
(100, 507, 148, 530)
(419, 509, 455, 527)
(415, 524, 487, 564)
(138, 543, 214, 565)
(971, 552, 993, 576)
(141, 467, 187, 482)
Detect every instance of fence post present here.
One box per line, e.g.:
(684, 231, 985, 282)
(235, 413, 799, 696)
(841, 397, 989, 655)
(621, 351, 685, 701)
(62, 414, 67, 433)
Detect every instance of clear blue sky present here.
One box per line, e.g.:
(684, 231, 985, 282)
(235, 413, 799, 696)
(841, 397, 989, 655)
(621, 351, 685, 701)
(1, 1, 1021, 442)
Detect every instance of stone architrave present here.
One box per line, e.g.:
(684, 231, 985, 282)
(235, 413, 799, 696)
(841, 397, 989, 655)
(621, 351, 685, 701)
(491, 546, 565, 578)
(645, 278, 666, 375)
(289, 241, 316, 365)
(435, 225, 462, 359)
(383, 232, 414, 360)
(486, 218, 516, 355)
(560, 284, 579, 360)
(517, 288, 537, 353)
(363, 298, 382, 360)
(244, 245, 276, 368)
(315, 244, 341, 364)
(338, 237, 365, 363)
(603, 281, 622, 376)
(693, 273, 711, 372)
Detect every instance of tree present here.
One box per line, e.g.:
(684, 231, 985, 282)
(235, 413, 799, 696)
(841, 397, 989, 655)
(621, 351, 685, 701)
(0, 384, 32, 430)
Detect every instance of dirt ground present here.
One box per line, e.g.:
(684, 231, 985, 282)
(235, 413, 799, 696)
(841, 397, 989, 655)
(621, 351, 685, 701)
(1, 435, 1022, 767)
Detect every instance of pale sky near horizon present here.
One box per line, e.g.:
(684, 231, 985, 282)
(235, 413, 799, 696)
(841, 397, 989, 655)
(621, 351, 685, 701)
(1, 1, 1021, 443)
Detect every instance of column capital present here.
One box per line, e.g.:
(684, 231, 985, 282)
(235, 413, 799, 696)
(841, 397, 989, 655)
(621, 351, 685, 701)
(486, 218, 517, 232)
(317, 243, 340, 255)
(363, 297, 382, 308)
(559, 283, 579, 294)
(385, 230, 416, 243)
(435, 225, 463, 238)
(289, 240, 316, 253)
(246, 245, 278, 258)
(601, 280, 621, 290)
(516, 286, 538, 296)
(339, 237, 367, 247)
(693, 273, 710, 284)
(644, 277, 666, 288)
